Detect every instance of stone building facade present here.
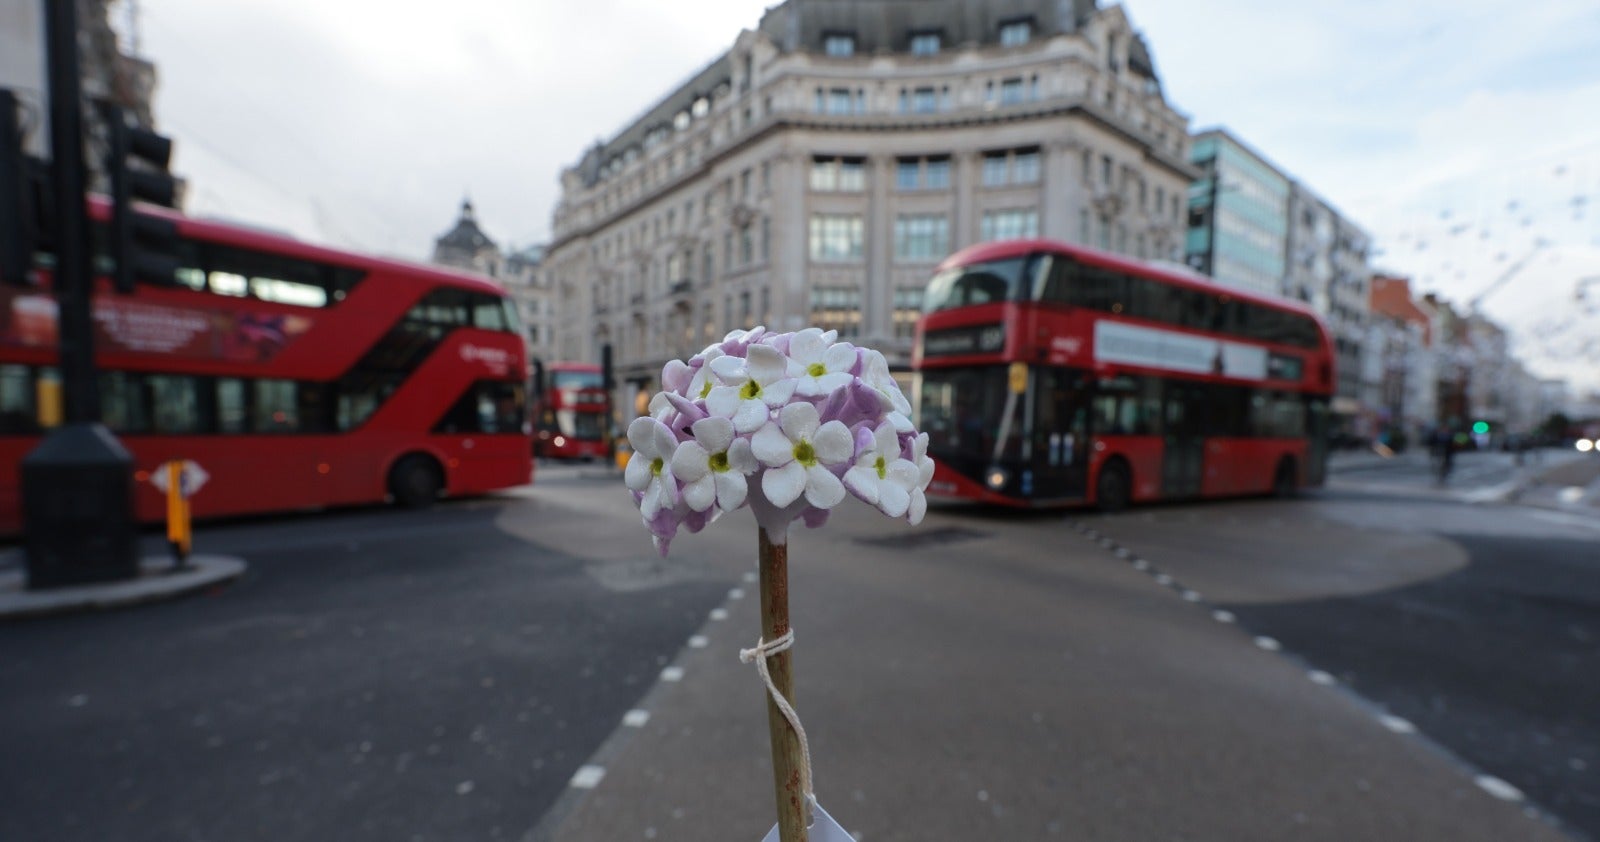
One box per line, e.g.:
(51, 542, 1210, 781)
(431, 199, 556, 363)
(544, 0, 1195, 404)
(1284, 183, 1373, 433)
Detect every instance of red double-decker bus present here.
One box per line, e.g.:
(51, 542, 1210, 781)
(913, 238, 1334, 510)
(0, 199, 533, 533)
(533, 361, 610, 460)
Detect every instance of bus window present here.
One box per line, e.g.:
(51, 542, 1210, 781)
(923, 258, 1032, 312)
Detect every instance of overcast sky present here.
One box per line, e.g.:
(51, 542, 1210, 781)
(125, 0, 1600, 389)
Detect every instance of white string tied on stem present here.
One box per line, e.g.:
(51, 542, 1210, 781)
(739, 629, 816, 823)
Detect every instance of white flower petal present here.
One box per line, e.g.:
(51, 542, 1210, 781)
(819, 329, 839, 344)
(885, 458, 920, 490)
(709, 355, 747, 380)
(788, 328, 826, 365)
(640, 479, 664, 519)
(648, 391, 673, 420)
(887, 387, 912, 416)
(746, 344, 787, 384)
(822, 343, 856, 372)
(814, 371, 853, 395)
(683, 474, 716, 512)
(726, 438, 758, 473)
(888, 411, 914, 433)
(692, 416, 735, 454)
(627, 416, 659, 456)
(624, 453, 652, 491)
(778, 402, 819, 442)
(803, 465, 846, 509)
(713, 471, 748, 510)
(662, 359, 692, 392)
(877, 481, 911, 517)
(908, 488, 927, 525)
(918, 454, 935, 487)
(913, 432, 929, 461)
(763, 461, 807, 507)
(752, 422, 796, 466)
(761, 378, 798, 407)
(705, 385, 741, 418)
(811, 421, 853, 465)
(732, 398, 770, 433)
(671, 441, 711, 483)
(651, 419, 680, 461)
(843, 465, 881, 505)
(873, 423, 899, 457)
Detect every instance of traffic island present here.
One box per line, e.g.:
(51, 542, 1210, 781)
(0, 554, 246, 620)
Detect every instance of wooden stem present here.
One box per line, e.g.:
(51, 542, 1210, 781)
(758, 527, 808, 842)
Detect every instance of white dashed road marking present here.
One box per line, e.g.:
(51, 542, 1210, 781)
(622, 709, 651, 728)
(1212, 610, 1235, 623)
(1474, 775, 1525, 802)
(660, 666, 685, 682)
(1377, 714, 1416, 734)
(1254, 636, 1281, 652)
(570, 765, 607, 789)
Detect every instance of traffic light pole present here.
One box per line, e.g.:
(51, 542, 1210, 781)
(44, 0, 97, 421)
(20, 0, 139, 589)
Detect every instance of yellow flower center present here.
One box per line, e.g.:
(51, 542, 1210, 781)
(739, 379, 762, 400)
(807, 362, 826, 377)
(708, 451, 730, 472)
(650, 457, 664, 477)
(699, 379, 713, 399)
(874, 455, 887, 480)
(794, 440, 817, 467)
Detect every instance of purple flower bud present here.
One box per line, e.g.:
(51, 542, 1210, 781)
(661, 359, 692, 394)
(664, 392, 706, 429)
(801, 506, 830, 529)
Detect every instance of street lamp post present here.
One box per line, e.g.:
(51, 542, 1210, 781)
(20, 0, 139, 589)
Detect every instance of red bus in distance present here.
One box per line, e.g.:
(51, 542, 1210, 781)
(534, 361, 610, 460)
(0, 198, 533, 533)
(912, 238, 1335, 510)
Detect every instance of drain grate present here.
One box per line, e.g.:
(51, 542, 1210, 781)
(855, 526, 990, 548)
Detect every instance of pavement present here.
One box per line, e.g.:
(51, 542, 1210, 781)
(0, 552, 247, 620)
(1327, 446, 1598, 507)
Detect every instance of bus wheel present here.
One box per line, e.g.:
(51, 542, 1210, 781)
(1096, 458, 1132, 513)
(1272, 457, 1299, 498)
(390, 454, 443, 508)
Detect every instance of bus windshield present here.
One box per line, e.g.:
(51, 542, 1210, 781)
(923, 257, 1037, 313)
(552, 370, 604, 390)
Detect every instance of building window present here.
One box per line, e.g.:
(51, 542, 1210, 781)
(893, 287, 923, 339)
(809, 214, 865, 261)
(894, 214, 949, 262)
(826, 88, 855, 115)
(999, 19, 1032, 47)
(895, 156, 951, 191)
(904, 86, 937, 114)
(824, 33, 855, 57)
(980, 209, 1039, 241)
(910, 32, 940, 56)
(741, 225, 753, 265)
(810, 156, 865, 191)
(809, 285, 862, 338)
(981, 148, 1040, 186)
(982, 153, 1008, 187)
(1000, 77, 1024, 105)
(1013, 149, 1040, 184)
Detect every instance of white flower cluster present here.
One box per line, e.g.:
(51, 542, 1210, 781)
(625, 327, 934, 554)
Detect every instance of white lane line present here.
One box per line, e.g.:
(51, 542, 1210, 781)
(1377, 714, 1416, 734)
(1254, 636, 1281, 651)
(622, 709, 651, 728)
(1154, 574, 1174, 586)
(709, 608, 728, 621)
(687, 635, 708, 649)
(1474, 775, 1525, 802)
(569, 765, 607, 789)
(1181, 590, 1202, 602)
(1307, 670, 1336, 686)
(1133, 560, 1151, 571)
(743, 571, 758, 583)
(1212, 610, 1235, 624)
(660, 666, 685, 682)
(1114, 548, 1130, 558)
(728, 588, 745, 600)
(1528, 510, 1600, 533)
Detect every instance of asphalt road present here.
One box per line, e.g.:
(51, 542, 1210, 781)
(1, 454, 1595, 841)
(0, 496, 738, 842)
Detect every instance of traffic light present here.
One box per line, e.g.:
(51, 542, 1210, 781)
(1471, 420, 1490, 436)
(1, 89, 33, 285)
(103, 104, 180, 293)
